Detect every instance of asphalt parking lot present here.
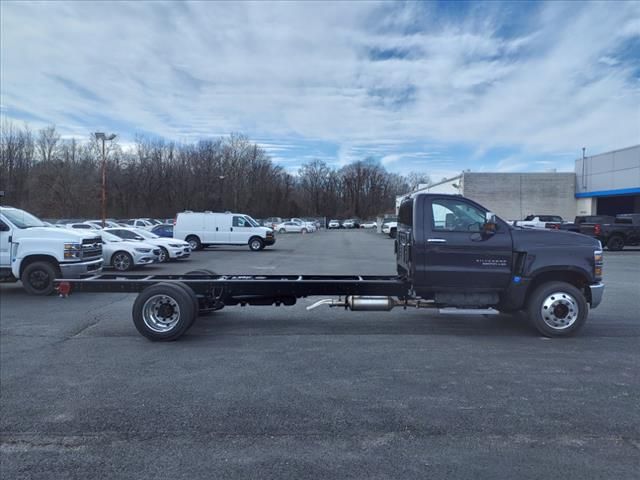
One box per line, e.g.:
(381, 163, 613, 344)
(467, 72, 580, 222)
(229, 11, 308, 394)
(1, 229, 639, 479)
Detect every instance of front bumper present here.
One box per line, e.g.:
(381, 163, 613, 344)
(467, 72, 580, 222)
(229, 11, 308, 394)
(589, 283, 605, 309)
(264, 237, 276, 246)
(168, 246, 191, 259)
(132, 251, 158, 265)
(59, 258, 103, 278)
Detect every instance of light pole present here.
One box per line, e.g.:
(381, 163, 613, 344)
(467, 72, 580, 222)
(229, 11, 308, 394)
(94, 132, 117, 227)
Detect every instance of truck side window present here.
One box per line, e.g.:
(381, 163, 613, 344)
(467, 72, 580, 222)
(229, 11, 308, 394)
(432, 199, 486, 232)
(233, 216, 247, 227)
(0, 220, 9, 232)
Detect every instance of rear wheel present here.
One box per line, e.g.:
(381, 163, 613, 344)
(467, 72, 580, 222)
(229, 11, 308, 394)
(186, 235, 202, 251)
(21, 261, 57, 296)
(112, 251, 133, 271)
(132, 282, 196, 341)
(606, 235, 624, 251)
(526, 281, 588, 337)
(249, 237, 264, 251)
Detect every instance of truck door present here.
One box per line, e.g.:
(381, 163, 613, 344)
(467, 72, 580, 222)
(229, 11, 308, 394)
(0, 219, 12, 270)
(229, 216, 250, 244)
(422, 197, 513, 290)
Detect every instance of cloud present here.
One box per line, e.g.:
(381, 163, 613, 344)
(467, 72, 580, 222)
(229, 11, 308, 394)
(1, 1, 638, 174)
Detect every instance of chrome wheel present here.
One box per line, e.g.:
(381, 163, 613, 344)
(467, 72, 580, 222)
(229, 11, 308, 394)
(250, 239, 262, 250)
(113, 252, 131, 271)
(142, 294, 181, 333)
(159, 248, 168, 262)
(540, 291, 579, 330)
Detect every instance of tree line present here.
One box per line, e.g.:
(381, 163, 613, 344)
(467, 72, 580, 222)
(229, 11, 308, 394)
(0, 122, 430, 220)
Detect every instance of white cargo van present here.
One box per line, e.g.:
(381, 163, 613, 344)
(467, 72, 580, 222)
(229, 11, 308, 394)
(174, 212, 275, 251)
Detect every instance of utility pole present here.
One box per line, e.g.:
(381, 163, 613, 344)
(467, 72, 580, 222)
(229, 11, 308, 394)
(94, 132, 117, 227)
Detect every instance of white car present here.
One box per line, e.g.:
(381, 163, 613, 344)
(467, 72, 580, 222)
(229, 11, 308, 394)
(64, 223, 102, 231)
(276, 221, 310, 233)
(328, 219, 341, 229)
(360, 221, 377, 229)
(85, 220, 120, 229)
(513, 215, 563, 229)
(342, 219, 356, 229)
(104, 227, 190, 262)
(290, 218, 316, 232)
(100, 231, 160, 271)
(382, 221, 398, 238)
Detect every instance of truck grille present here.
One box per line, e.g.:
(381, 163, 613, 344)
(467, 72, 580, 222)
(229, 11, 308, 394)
(82, 237, 103, 258)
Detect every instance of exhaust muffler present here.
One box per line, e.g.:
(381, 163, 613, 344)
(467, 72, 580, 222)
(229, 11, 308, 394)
(306, 296, 399, 311)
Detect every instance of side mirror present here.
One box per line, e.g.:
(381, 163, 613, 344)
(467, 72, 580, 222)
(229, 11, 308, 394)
(483, 212, 497, 234)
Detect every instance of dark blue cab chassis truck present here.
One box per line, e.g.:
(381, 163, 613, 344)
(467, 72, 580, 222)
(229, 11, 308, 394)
(57, 194, 605, 341)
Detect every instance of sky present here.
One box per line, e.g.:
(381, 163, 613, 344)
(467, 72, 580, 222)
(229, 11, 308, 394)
(1, 0, 639, 180)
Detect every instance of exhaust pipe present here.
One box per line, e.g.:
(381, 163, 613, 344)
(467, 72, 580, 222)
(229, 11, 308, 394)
(306, 296, 399, 311)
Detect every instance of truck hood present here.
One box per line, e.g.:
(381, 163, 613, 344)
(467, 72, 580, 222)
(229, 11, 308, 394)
(511, 227, 601, 249)
(17, 227, 100, 241)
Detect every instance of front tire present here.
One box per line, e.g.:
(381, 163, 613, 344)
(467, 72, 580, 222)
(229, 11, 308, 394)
(158, 247, 170, 263)
(21, 261, 57, 296)
(526, 281, 588, 337)
(112, 251, 134, 271)
(606, 235, 624, 251)
(249, 237, 264, 251)
(132, 282, 196, 341)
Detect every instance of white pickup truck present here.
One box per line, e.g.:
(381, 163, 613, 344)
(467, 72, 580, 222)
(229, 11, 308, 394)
(0, 206, 104, 295)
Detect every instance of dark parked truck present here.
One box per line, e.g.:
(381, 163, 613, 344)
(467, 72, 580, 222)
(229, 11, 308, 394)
(579, 214, 640, 251)
(57, 194, 604, 341)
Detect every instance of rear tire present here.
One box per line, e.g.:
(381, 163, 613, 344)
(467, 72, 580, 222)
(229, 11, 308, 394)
(606, 235, 624, 251)
(132, 282, 196, 341)
(526, 281, 588, 337)
(21, 261, 57, 296)
(172, 281, 199, 330)
(389, 228, 397, 239)
(186, 235, 202, 251)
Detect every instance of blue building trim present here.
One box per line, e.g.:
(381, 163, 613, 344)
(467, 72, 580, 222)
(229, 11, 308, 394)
(575, 187, 640, 198)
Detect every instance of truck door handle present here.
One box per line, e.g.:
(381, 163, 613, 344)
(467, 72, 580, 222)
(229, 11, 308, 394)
(427, 238, 447, 243)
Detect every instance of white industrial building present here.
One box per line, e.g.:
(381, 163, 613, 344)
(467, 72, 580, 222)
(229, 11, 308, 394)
(397, 145, 640, 222)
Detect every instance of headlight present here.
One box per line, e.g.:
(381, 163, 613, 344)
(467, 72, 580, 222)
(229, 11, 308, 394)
(169, 243, 182, 247)
(135, 248, 151, 253)
(64, 243, 81, 259)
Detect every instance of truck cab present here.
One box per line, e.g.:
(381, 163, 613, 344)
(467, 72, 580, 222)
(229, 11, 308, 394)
(396, 194, 604, 336)
(0, 206, 103, 295)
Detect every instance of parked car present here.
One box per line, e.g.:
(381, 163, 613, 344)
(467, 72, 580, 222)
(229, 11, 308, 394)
(128, 218, 156, 230)
(382, 221, 398, 238)
(578, 214, 640, 251)
(85, 220, 121, 229)
(513, 215, 564, 229)
(64, 222, 101, 231)
(0, 206, 103, 295)
(100, 230, 160, 271)
(360, 220, 377, 229)
(104, 227, 190, 262)
(151, 223, 174, 238)
(558, 215, 615, 233)
(174, 211, 275, 251)
(276, 221, 311, 233)
(342, 219, 361, 229)
(328, 219, 341, 229)
(264, 217, 283, 229)
(290, 218, 316, 232)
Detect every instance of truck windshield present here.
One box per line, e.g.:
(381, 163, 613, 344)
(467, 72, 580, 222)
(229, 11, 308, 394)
(243, 216, 259, 227)
(2, 208, 45, 229)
